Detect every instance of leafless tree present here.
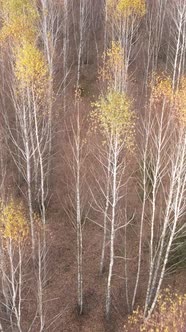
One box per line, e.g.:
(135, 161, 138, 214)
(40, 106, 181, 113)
(105, 0, 145, 91)
(71, 0, 92, 88)
(143, 0, 168, 95)
(165, 0, 186, 90)
(63, 93, 89, 315)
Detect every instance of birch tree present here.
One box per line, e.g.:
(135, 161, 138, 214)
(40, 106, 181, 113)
(105, 0, 146, 90)
(166, 0, 186, 91)
(64, 91, 88, 315)
(7, 42, 49, 251)
(0, 199, 58, 331)
(0, 0, 39, 249)
(143, 0, 168, 95)
(0, 0, 51, 252)
(132, 75, 186, 317)
(132, 76, 174, 309)
(144, 76, 186, 318)
(71, 0, 91, 88)
(0, 199, 29, 332)
(90, 42, 125, 275)
(92, 88, 135, 317)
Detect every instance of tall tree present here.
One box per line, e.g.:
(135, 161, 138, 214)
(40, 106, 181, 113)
(166, 0, 186, 90)
(64, 90, 88, 315)
(105, 0, 146, 90)
(92, 88, 135, 317)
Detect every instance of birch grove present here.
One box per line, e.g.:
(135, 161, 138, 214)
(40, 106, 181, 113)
(0, 0, 185, 330)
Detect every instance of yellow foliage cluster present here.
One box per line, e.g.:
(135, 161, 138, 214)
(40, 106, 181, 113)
(0, 199, 29, 242)
(0, 19, 36, 44)
(175, 78, 186, 127)
(150, 74, 186, 127)
(0, 0, 38, 44)
(92, 90, 135, 149)
(125, 288, 186, 332)
(0, 0, 37, 20)
(151, 75, 173, 103)
(100, 41, 124, 87)
(15, 41, 48, 89)
(107, 0, 146, 18)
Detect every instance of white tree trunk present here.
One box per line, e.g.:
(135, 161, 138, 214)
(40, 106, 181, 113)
(106, 137, 118, 317)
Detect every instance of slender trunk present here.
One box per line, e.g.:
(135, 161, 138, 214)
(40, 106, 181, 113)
(144, 106, 164, 313)
(63, 0, 68, 112)
(38, 236, 45, 331)
(33, 94, 46, 226)
(40, 0, 54, 196)
(100, 140, 112, 274)
(176, 22, 186, 88)
(76, 101, 83, 314)
(24, 110, 35, 252)
(132, 135, 148, 308)
(172, 13, 183, 91)
(32, 92, 47, 284)
(106, 137, 118, 318)
(124, 220, 130, 312)
(9, 240, 23, 332)
(103, 1, 108, 61)
(18, 244, 22, 332)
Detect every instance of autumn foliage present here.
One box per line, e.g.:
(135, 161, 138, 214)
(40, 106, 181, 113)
(0, 0, 38, 43)
(92, 90, 135, 144)
(175, 78, 186, 126)
(100, 41, 124, 85)
(15, 40, 48, 90)
(107, 0, 146, 18)
(125, 289, 186, 332)
(0, 199, 29, 242)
